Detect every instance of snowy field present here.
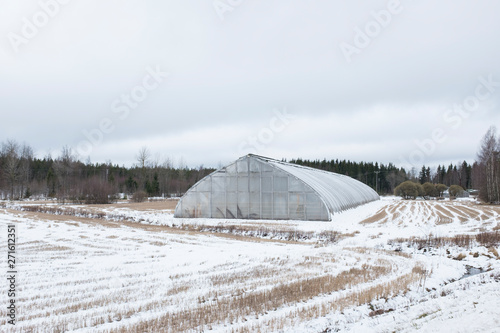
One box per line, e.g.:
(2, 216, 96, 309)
(0, 197, 499, 332)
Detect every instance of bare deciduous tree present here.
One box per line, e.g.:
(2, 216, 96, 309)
(477, 126, 500, 203)
(53, 146, 77, 202)
(19, 143, 34, 198)
(136, 147, 151, 169)
(1, 140, 20, 199)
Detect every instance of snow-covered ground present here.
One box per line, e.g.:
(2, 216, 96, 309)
(0, 197, 498, 332)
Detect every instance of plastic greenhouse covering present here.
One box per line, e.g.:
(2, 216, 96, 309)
(174, 155, 380, 221)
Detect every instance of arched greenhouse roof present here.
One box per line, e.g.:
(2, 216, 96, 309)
(174, 154, 379, 221)
(264, 157, 380, 214)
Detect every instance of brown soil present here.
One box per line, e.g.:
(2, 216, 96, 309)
(360, 206, 389, 224)
(434, 204, 455, 219)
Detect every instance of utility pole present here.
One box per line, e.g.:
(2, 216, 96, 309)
(374, 171, 381, 193)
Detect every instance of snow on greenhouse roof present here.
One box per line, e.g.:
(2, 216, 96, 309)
(251, 155, 380, 215)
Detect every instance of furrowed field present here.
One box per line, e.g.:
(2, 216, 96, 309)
(1, 197, 499, 332)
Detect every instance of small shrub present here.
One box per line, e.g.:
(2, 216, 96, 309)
(394, 181, 422, 199)
(82, 177, 117, 204)
(436, 184, 448, 197)
(448, 185, 464, 199)
(422, 182, 438, 199)
(132, 191, 147, 203)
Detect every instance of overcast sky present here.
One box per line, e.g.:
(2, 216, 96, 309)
(1, 1, 500, 169)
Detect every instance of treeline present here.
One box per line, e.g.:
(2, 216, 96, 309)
(0, 142, 214, 202)
(288, 126, 499, 203)
(287, 158, 478, 195)
(414, 126, 499, 203)
(288, 158, 407, 194)
(1, 125, 499, 203)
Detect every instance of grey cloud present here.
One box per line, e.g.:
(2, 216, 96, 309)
(1, 0, 499, 168)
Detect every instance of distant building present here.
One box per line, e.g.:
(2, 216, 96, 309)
(467, 189, 479, 197)
(174, 154, 379, 221)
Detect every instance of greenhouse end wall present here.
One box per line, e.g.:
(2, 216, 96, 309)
(174, 156, 330, 221)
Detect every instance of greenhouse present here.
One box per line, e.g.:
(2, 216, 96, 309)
(174, 154, 379, 221)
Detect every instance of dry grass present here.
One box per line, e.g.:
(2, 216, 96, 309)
(1, 199, 439, 333)
(389, 231, 500, 250)
(10, 210, 349, 244)
(7, 204, 342, 244)
(487, 247, 499, 259)
(390, 235, 470, 250)
(106, 263, 396, 333)
(10, 204, 108, 219)
(5, 249, 405, 332)
(350, 246, 412, 259)
(0, 210, 362, 333)
(19, 209, 315, 246)
(87, 199, 178, 211)
(1, 232, 412, 333)
(476, 231, 500, 247)
(230, 263, 427, 333)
